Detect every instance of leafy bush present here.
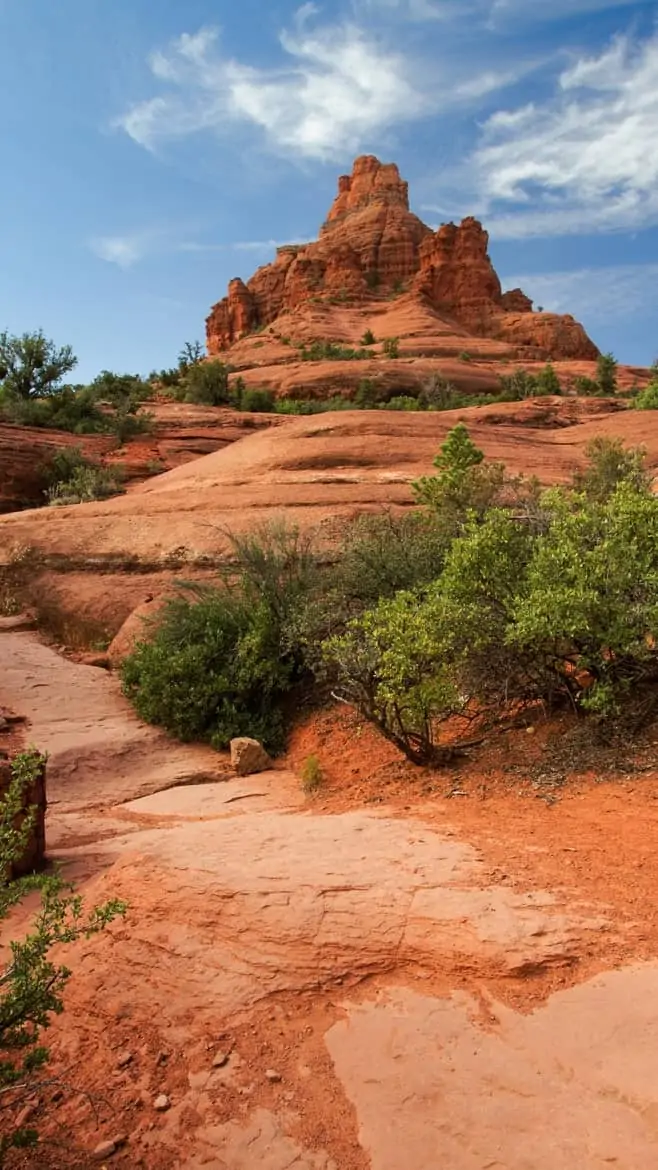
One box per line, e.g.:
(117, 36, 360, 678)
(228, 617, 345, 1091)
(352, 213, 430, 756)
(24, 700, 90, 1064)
(596, 352, 618, 396)
(178, 340, 205, 369)
(47, 463, 124, 506)
(361, 329, 376, 346)
(459, 351, 473, 362)
(239, 387, 275, 412)
(300, 754, 324, 793)
(382, 337, 400, 359)
(299, 340, 374, 362)
(183, 360, 231, 405)
(573, 437, 649, 502)
(385, 395, 422, 411)
(1, 750, 125, 1160)
(326, 428, 658, 762)
(122, 523, 317, 751)
(122, 589, 293, 750)
(630, 380, 658, 410)
(0, 330, 76, 400)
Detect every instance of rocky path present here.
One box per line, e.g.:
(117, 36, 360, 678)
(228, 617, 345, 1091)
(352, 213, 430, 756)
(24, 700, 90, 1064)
(3, 630, 658, 1169)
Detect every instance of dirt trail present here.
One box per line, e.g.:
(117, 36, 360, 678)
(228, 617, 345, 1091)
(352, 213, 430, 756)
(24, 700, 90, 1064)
(3, 631, 658, 1169)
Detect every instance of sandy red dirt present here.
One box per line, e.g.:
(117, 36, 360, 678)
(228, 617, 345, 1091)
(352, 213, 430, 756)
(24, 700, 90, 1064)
(3, 631, 658, 1168)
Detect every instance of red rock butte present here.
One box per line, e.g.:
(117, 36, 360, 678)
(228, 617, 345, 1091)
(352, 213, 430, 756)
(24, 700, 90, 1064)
(206, 155, 599, 363)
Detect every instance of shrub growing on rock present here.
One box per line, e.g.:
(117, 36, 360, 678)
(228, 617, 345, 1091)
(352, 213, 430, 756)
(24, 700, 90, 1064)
(0, 751, 126, 1161)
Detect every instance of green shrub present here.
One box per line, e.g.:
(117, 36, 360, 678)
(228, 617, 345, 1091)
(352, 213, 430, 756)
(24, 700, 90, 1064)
(183, 360, 231, 405)
(122, 523, 318, 752)
(382, 337, 400, 359)
(573, 375, 604, 397)
(384, 395, 422, 411)
(240, 387, 275, 412)
(299, 340, 374, 362)
(459, 351, 473, 363)
(326, 430, 658, 762)
(47, 462, 124, 506)
(1, 750, 125, 1161)
(361, 329, 376, 346)
(300, 754, 324, 793)
(0, 329, 76, 399)
(122, 589, 292, 751)
(535, 362, 562, 396)
(630, 381, 658, 410)
(596, 352, 618, 396)
(573, 437, 649, 501)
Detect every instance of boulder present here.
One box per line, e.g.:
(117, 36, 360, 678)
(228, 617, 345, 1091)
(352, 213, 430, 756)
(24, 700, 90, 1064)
(230, 737, 272, 777)
(107, 595, 170, 668)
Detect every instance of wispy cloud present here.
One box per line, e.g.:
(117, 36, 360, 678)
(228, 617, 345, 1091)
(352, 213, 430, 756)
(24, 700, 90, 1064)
(500, 263, 658, 323)
(117, 18, 427, 161)
(179, 237, 315, 254)
(424, 30, 658, 238)
(89, 233, 151, 268)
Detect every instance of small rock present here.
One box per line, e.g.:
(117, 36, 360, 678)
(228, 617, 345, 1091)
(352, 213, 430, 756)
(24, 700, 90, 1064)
(116, 1052, 133, 1069)
(93, 1139, 117, 1161)
(156, 1050, 170, 1066)
(265, 1069, 282, 1083)
(526, 726, 536, 735)
(153, 1094, 170, 1112)
(15, 1104, 35, 1128)
(212, 1051, 230, 1069)
(230, 737, 272, 777)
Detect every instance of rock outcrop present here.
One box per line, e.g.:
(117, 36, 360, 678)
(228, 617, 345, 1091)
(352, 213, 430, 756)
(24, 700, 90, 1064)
(206, 156, 598, 362)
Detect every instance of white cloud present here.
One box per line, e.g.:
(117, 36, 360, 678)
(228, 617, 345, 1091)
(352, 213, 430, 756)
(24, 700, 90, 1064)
(117, 19, 427, 160)
(500, 263, 658, 323)
(466, 31, 658, 237)
(89, 233, 150, 268)
(490, 0, 642, 22)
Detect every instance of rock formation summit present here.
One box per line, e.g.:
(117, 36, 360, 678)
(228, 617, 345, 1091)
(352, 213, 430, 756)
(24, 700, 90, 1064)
(206, 155, 598, 362)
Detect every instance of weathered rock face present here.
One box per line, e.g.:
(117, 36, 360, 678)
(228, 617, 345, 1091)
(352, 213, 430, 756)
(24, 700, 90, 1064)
(206, 156, 598, 362)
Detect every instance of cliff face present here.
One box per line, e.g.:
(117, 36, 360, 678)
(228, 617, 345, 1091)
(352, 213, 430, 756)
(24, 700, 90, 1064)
(206, 156, 599, 363)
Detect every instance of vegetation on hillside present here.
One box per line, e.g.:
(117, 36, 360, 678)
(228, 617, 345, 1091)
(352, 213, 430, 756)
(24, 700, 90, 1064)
(122, 428, 658, 763)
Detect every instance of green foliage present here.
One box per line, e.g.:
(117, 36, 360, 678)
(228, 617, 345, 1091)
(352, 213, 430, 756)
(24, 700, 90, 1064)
(573, 437, 649, 502)
(630, 380, 658, 410)
(0, 330, 77, 400)
(458, 351, 473, 362)
(0, 750, 126, 1160)
(354, 378, 381, 408)
(382, 337, 400, 359)
(299, 340, 374, 362)
(571, 375, 600, 397)
(122, 589, 292, 751)
(239, 387, 276, 413)
(596, 352, 618, 396)
(178, 340, 205, 369)
(385, 395, 422, 411)
(327, 435, 658, 762)
(300, 754, 324, 794)
(535, 362, 562, 396)
(122, 523, 317, 751)
(412, 423, 505, 524)
(182, 359, 231, 405)
(360, 329, 376, 346)
(47, 462, 124, 506)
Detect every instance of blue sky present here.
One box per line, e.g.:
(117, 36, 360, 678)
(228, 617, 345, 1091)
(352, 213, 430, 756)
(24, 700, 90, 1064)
(1, 0, 657, 379)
